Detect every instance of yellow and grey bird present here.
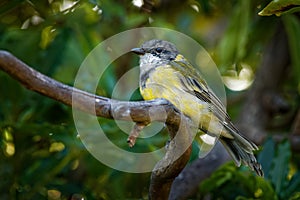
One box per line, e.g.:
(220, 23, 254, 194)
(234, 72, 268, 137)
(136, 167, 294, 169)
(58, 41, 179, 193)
(131, 39, 263, 176)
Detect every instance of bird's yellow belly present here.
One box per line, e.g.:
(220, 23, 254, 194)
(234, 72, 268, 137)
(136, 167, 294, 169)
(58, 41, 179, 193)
(141, 84, 203, 116)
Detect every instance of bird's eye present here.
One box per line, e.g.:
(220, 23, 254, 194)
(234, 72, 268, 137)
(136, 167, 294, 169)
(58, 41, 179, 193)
(155, 47, 163, 53)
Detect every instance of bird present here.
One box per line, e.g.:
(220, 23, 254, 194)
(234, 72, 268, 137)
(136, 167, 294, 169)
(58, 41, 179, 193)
(131, 39, 263, 176)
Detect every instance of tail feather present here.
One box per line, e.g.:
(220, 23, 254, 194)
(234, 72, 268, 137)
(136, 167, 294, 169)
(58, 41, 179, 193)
(220, 137, 264, 177)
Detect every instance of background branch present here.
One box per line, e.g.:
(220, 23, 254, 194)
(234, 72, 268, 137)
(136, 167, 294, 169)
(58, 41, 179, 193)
(169, 142, 230, 199)
(238, 23, 290, 143)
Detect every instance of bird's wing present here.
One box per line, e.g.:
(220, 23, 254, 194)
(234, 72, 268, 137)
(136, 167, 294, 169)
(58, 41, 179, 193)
(169, 54, 262, 173)
(170, 55, 242, 139)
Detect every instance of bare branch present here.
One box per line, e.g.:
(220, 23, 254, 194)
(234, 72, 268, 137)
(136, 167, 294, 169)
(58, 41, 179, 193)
(127, 123, 147, 147)
(0, 50, 181, 125)
(0, 50, 186, 199)
(150, 117, 193, 199)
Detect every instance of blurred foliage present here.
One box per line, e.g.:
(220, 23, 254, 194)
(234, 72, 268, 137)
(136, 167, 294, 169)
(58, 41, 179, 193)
(199, 139, 300, 200)
(0, 0, 300, 199)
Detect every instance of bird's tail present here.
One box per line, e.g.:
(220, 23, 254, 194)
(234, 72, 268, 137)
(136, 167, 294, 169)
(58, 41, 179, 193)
(220, 135, 264, 176)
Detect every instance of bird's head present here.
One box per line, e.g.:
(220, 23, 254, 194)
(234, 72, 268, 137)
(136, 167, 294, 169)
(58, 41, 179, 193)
(131, 39, 179, 64)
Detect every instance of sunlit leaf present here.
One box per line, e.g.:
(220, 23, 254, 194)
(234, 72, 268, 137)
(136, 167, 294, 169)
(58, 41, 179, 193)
(259, 0, 300, 16)
(40, 26, 57, 49)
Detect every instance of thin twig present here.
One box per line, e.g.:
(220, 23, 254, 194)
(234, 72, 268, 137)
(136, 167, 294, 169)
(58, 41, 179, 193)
(127, 123, 147, 147)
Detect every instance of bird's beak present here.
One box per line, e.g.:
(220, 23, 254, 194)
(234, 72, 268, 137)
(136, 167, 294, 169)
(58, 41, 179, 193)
(131, 47, 145, 55)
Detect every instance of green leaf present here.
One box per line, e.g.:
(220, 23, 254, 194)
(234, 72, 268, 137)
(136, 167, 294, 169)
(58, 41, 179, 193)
(258, 138, 275, 177)
(199, 163, 277, 199)
(200, 163, 235, 193)
(217, 0, 250, 69)
(284, 172, 300, 198)
(289, 192, 300, 200)
(269, 140, 291, 196)
(259, 0, 300, 16)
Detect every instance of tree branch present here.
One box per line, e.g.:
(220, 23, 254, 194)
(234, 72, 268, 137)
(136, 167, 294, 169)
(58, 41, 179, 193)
(150, 120, 192, 200)
(0, 50, 182, 124)
(0, 50, 185, 198)
(169, 142, 230, 199)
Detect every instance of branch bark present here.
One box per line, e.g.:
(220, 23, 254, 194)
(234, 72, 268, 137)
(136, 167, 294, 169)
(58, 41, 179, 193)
(0, 50, 181, 124)
(150, 120, 192, 200)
